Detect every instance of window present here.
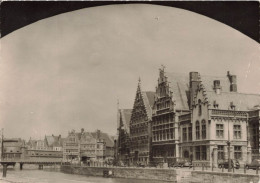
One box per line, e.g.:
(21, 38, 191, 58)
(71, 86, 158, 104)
(202, 120, 206, 139)
(163, 132, 166, 140)
(218, 145, 224, 160)
(170, 129, 174, 139)
(196, 146, 200, 160)
(167, 130, 171, 140)
(165, 130, 168, 140)
(198, 99, 202, 116)
(216, 124, 224, 138)
(234, 125, 241, 139)
(196, 121, 200, 139)
(188, 127, 192, 141)
(183, 128, 187, 142)
(201, 146, 207, 160)
(234, 146, 242, 159)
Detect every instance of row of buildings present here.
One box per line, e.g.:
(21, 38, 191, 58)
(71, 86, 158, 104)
(116, 67, 260, 167)
(0, 129, 115, 164)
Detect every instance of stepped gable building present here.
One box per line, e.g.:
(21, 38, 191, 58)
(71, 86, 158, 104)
(151, 67, 190, 164)
(117, 108, 132, 165)
(78, 129, 96, 162)
(63, 130, 80, 162)
(129, 79, 155, 165)
(179, 71, 260, 167)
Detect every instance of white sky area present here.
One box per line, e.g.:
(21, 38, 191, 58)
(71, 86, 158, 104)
(0, 4, 259, 140)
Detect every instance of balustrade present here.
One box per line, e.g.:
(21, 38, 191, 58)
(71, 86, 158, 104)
(211, 109, 247, 118)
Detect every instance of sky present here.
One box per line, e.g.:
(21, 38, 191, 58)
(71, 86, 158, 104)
(0, 4, 259, 140)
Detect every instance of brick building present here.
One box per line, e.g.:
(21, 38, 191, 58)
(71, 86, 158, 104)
(129, 79, 155, 165)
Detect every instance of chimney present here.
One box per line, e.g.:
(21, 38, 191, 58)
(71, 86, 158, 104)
(189, 72, 200, 109)
(81, 128, 84, 134)
(97, 130, 101, 140)
(227, 71, 237, 92)
(213, 80, 221, 94)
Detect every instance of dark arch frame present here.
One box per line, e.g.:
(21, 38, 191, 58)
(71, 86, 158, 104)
(1, 1, 259, 42)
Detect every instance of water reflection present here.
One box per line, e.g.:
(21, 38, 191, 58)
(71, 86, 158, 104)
(0, 168, 167, 183)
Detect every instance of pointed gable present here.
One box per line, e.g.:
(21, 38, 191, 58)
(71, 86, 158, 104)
(45, 135, 63, 147)
(119, 109, 132, 133)
(141, 91, 155, 119)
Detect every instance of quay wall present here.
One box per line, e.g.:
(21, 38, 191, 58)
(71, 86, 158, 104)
(191, 171, 260, 183)
(60, 165, 260, 183)
(60, 165, 186, 182)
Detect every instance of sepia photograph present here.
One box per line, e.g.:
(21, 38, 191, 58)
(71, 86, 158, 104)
(0, 2, 259, 183)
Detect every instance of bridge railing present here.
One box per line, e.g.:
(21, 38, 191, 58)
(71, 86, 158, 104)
(0, 157, 62, 163)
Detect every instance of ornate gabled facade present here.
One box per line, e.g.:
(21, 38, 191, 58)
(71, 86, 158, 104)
(63, 130, 80, 162)
(129, 79, 155, 165)
(151, 67, 190, 164)
(117, 108, 132, 165)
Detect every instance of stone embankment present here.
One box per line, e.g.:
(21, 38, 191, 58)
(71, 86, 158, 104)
(61, 165, 260, 183)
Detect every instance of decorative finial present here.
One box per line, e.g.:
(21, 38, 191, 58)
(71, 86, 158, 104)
(117, 99, 119, 110)
(161, 64, 166, 71)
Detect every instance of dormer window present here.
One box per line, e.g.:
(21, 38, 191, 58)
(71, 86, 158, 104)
(213, 100, 219, 109)
(198, 99, 202, 116)
(230, 102, 236, 110)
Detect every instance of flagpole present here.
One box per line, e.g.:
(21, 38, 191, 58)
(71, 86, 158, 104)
(1, 128, 4, 161)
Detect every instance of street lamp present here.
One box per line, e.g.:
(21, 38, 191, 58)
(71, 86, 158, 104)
(227, 108, 232, 172)
(227, 107, 236, 172)
(1, 128, 4, 161)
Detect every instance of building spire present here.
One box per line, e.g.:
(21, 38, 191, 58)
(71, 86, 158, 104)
(161, 64, 166, 71)
(117, 99, 120, 111)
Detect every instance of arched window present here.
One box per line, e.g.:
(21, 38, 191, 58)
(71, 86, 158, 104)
(196, 121, 200, 139)
(201, 120, 206, 139)
(198, 99, 202, 116)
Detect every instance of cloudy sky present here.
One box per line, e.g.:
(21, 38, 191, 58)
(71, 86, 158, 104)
(1, 4, 259, 140)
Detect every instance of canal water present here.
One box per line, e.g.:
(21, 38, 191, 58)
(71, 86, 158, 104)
(0, 167, 167, 183)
